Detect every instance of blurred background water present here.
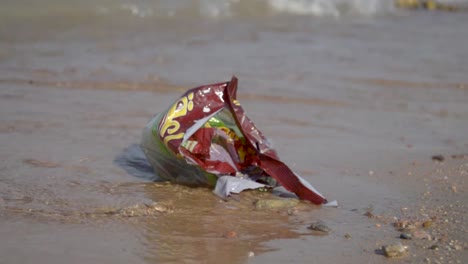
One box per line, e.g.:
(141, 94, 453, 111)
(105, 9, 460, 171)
(1, 0, 398, 21)
(1, 0, 467, 90)
(2, 0, 468, 20)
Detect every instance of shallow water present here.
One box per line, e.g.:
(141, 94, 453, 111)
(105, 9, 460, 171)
(1, 2, 468, 263)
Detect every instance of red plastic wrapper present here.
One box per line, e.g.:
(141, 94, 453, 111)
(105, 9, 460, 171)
(141, 76, 327, 205)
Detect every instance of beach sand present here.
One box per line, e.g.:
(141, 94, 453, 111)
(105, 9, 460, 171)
(1, 3, 468, 263)
(0, 77, 466, 263)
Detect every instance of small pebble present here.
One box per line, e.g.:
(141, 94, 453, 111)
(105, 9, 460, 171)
(248, 251, 255, 257)
(400, 233, 412, 240)
(413, 230, 431, 240)
(423, 220, 433, 228)
(308, 220, 331, 234)
(364, 211, 374, 218)
(454, 245, 462, 251)
(429, 244, 439, 250)
(432, 155, 445, 162)
(451, 185, 457, 193)
(344, 233, 351, 239)
(223, 231, 237, 238)
(382, 243, 408, 258)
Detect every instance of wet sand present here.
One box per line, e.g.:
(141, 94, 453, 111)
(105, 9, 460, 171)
(0, 76, 467, 263)
(1, 5, 468, 263)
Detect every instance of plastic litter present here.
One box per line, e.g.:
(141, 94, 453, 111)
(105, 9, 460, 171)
(141, 76, 328, 205)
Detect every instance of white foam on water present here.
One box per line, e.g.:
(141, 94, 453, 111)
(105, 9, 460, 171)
(120, 3, 154, 18)
(269, 0, 340, 17)
(6, 0, 468, 22)
(192, 0, 396, 18)
(268, 0, 394, 17)
(199, 0, 237, 18)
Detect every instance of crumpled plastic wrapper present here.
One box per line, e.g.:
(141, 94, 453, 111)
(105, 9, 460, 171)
(141, 77, 328, 205)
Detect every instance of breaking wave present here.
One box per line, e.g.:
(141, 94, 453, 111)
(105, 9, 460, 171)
(2, 0, 397, 21)
(104, 0, 396, 18)
(3, 0, 468, 27)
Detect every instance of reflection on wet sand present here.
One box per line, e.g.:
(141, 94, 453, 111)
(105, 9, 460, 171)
(114, 145, 312, 263)
(139, 184, 308, 264)
(1, 138, 316, 264)
(1, 179, 313, 264)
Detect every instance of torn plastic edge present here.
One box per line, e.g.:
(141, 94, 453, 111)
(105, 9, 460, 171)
(298, 174, 337, 207)
(258, 153, 327, 205)
(213, 175, 267, 199)
(223, 76, 328, 205)
(323, 200, 339, 207)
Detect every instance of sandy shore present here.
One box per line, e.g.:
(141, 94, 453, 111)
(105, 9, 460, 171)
(0, 77, 466, 263)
